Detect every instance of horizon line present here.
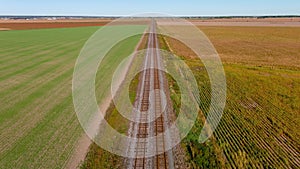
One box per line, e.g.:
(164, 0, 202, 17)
(1, 14, 300, 18)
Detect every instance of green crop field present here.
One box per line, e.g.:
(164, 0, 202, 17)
(0, 27, 143, 168)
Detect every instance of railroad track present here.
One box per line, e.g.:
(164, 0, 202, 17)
(125, 20, 174, 169)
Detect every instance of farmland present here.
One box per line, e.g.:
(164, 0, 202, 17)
(0, 19, 110, 30)
(163, 26, 300, 168)
(0, 26, 143, 168)
(0, 21, 299, 169)
(80, 25, 300, 168)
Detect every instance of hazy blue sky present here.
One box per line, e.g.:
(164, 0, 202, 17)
(1, 0, 299, 16)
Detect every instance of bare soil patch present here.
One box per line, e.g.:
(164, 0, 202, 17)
(0, 28, 11, 31)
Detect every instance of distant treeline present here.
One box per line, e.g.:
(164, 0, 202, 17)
(184, 15, 300, 19)
(0, 15, 299, 20)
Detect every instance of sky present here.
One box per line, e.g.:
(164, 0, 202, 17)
(0, 0, 300, 16)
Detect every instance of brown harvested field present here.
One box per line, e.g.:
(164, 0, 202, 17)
(189, 17, 300, 27)
(163, 26, 300, 168)
(0, 19, 151, 30)
(167, 26, 300, 68)
(0, 19, 111, 30)
(189, 17, 300, 22)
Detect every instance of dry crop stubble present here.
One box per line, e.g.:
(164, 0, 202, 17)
(162, 26, 300, 168)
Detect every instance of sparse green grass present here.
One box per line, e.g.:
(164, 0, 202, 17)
(160, 35, 224, 169)
(0, 26, 144, 168)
